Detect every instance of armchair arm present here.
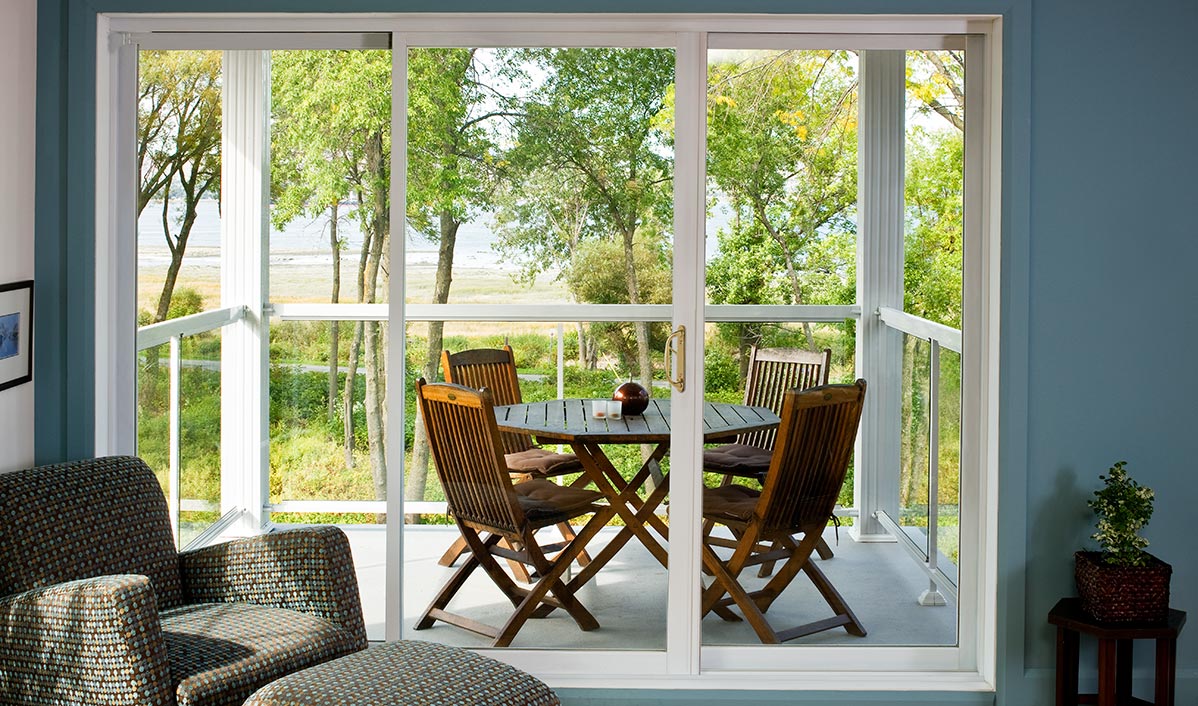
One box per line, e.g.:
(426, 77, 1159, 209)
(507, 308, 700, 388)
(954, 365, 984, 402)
(0, 575, 174, 706)
(179, 526, 367, 649)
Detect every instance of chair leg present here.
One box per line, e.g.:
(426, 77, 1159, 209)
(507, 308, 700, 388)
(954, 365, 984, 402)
(416, 531, 502, 631)
(553, 521, 592, 567)
(493, 508, 613, 647)
(440, 530, 532, 582)
(437, 534, 469, 567)
(700, 544, 781, 644)
(802, 557, 866, 637)
(702, 527, 863, 644)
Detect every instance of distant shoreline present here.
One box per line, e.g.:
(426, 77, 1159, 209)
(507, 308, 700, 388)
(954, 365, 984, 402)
(137, 259, 570, 312)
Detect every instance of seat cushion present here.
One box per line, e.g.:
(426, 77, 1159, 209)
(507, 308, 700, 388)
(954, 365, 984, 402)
(505, 447, 584, 477)
(161, 602, 364, 706)
(514, 478, 603, 524)
(703, 483, 762, 524)
(244, 639, 559, 706)
(702, 443, 772, 478)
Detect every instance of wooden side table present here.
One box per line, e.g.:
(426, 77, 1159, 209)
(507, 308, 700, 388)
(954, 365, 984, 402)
(1049, 597, 1186, 706)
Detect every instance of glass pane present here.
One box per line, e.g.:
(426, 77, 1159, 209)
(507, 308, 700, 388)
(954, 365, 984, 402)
(705, 49, 859, 308)
(137, 50, 223, 319)
(904, 49, 964, 328)
(703, 47, 866, 648)
(404, 47, 674, 309)
(900, 332, 933, 559)
(403, 318, 676, 650)
(935, 346, 962, 589)
(403, 46, 675, 651)
(703, 45, 960, 649)
(137, 49, 226, 549)
(135, 332, 223, 549)
(268, 319, 390, 640)
(269, 49, 392, 305)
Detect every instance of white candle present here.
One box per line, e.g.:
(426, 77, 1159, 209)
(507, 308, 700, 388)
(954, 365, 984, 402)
(607, 400, 623, 419)
(591, 400, 607, 419)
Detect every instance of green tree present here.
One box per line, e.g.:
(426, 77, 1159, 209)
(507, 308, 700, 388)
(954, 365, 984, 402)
(138, 50, 222, 324)
(271, 50, 391, 501)
(404, 48, 511, 504)
(505, 48, 675, 389)
(492, 167, 602, 366)
(706, 50, 859, 359)
(566, 236, 672, 373)
(907, 50, 964, 133)
(904, 127, 963, 328)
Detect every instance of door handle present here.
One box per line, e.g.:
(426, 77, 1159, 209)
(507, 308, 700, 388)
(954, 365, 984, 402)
(664, 325, 686, 393)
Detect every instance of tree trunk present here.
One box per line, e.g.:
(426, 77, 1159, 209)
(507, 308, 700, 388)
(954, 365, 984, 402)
(575, 322, 585, 366)
(405, 211, 461, 507)
(153, 196, 200, 323)
(362, 131, 389, 503)
(756, 205, 818, 351)
(738, 325, 753, 381)
(342, 201, 374, 472)
(343, 322, 364, 471)
(364, 321, 387, 501)
(328, 202, 341, 420)
(619, 227, 653, 389)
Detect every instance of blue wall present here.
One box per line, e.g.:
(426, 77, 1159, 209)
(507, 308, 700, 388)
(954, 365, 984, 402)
(33, 0, 1198, 703)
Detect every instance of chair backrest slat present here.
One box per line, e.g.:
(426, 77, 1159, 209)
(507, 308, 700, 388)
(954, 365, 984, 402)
(757, 380, 866, 535)
(738, 347, 832, 449)
(442, 345, 532, 456)
(416, 379, 525, 536)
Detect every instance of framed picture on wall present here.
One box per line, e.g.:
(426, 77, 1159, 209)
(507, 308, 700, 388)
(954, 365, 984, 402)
(0, 280, 33, 392)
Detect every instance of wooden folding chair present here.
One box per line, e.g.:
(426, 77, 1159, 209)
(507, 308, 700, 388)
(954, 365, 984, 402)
(700, 380, 867, 644)
(413, 379, 616, 648)
(703, 346, 835, 568)
(436, 346, 591, 580)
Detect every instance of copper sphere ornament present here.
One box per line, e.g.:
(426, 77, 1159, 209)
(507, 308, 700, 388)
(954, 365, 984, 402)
(613, 381, 651, 416)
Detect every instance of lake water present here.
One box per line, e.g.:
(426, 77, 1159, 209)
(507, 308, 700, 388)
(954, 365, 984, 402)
(138, 199, 514, 270)
(138, 199, 727, 271)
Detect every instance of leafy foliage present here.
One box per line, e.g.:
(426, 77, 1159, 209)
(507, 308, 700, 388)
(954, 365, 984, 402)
(706, 50, 859, 316)
(1089, 461, 1155, 567)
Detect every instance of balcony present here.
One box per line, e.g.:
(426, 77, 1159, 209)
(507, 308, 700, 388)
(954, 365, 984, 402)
(137, 305, 964, 646)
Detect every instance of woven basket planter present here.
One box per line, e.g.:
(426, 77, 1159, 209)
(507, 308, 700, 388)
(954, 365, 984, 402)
(1074, 550, 1171, 623)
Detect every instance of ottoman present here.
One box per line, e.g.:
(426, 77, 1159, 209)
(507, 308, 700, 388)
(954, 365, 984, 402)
(243, 640, 560, 706)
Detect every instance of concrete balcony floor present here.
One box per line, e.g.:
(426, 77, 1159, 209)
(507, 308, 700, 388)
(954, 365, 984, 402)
(326, 524, 958, 649)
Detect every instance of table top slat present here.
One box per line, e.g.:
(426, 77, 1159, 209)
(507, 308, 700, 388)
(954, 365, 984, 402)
(496, 398, 777, 443)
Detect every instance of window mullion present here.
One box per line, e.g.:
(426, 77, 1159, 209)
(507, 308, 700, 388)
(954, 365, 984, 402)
(221, 50, 271, 533)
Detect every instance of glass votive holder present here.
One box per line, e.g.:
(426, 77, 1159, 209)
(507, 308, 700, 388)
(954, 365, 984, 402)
(606, 399, 623, 420)
(591, 400, 608, 419)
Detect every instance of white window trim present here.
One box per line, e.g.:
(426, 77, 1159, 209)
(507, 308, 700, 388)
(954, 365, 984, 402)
(94, 12, 1002, 694)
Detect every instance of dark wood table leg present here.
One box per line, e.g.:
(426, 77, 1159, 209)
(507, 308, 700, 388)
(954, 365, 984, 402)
(563, 441, 671, 589)
(1114, 639, 1133, 704)
(1056, 626, 1079, 706)
(1097, 637, 1117, 706)
(1156, 636, 1177, 706)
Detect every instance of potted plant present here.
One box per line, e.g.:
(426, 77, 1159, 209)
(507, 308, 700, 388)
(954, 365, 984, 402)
(1075, 461, 1172, 622)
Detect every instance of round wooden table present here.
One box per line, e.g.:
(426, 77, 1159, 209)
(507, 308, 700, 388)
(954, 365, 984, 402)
(495, 397, 779, 588)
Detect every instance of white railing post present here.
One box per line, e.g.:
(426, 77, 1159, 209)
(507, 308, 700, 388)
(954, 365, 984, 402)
(919, 339, 947, 606)
(169, 334, 182, 545)
(556, 322, 565, 400)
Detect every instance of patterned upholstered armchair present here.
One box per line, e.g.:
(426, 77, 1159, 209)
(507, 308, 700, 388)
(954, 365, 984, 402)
(0, 456, 368, 706)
